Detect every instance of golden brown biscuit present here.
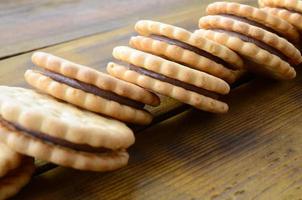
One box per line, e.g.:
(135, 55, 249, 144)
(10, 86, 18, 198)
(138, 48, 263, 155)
(197, 2, 302, 79)
(107, 46, 230, 113)
(26, 52, 160, 125)
(131, 20, 244, 83)
(0, 86, 134, 171)
(259, 0, 302, 38)
(207, 1, 300, 43)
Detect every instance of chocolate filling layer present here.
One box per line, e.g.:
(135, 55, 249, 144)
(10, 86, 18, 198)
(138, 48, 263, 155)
(128, 64, 218, 98)
(149, 34, 236, 70)
(0, 118, 110, 154)
(280, 7, 302, 15)
(210, 29, 289, 62)
(39, 70, 144, 110)
(219, 14, 283, 39)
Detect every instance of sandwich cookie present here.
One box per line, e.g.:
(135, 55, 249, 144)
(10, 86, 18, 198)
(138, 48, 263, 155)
(25, 52, 160, 125)
(196, 2, 302, 79)
(107, 46, 230, 113)
(131, 20, 244, 84)
(259, 0, 302, 38)
(0, 86, 135, 171)
(0, 142, 35, 200)
(206, 1, 300, 43)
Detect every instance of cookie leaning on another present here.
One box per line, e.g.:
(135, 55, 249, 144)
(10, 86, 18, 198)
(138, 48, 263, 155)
(0, 142, 35, 199)
(259, 0, 302, 32)
(25, 52, 160, 125)
(0, 86, 135, 171)
(107, 46, 230, 113)
(196, 2, 302, 80)
(130, 20, 244, 84)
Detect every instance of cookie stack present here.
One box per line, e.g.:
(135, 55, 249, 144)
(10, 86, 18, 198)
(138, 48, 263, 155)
(26, 52, 160, 125)
(107, 20, 241, 113)
(259, 0, 302, 41)
(195, 2, 302, 79)
(0, 86, 137, 171)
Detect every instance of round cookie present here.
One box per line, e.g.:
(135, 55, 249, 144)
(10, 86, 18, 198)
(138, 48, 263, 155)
(207, 1, 300, 43)
(0, 86, 135, 171)
(0, 143, 35, 200)
(259, 0, 302, 33)
(196, 2, 302, 80)
(131, 20, 244, 84)
(26, 52, 160, 125)
(107, 46, 230, 113)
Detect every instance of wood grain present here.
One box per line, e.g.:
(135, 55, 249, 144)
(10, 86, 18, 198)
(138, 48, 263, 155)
(14, 68, 302, 200)
(0, 0, 203, 59)
(0, 0, 212, 81)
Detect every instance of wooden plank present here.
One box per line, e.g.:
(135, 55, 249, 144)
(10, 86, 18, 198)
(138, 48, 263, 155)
(0, 0, 204, 84)
(13, 67, 302, 200)
(0, 0, 202, 59)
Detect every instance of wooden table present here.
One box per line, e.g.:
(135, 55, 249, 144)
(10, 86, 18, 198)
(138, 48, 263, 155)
(1, 0, 302, 199)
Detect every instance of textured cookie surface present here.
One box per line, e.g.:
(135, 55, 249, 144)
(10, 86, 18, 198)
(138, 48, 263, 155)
(198, 15, 302, 65)
(112, 46, 230, 95)
(25, 70, 153, 125)
(135, 20, 243, 69)
(259, 0, 302, 13)
(0, 142, 23, 177)
(0, 157, 35, 200)
(130, 36, 238, 84)
(0, 125, 129, 171)
(195, 29, 296, 80)
(107, 62, 229, 113)
(0, 86, 134, 149)
(206, 2, 300, 42)
(261, 7, 302, 31)
(32, 52, 159, 106)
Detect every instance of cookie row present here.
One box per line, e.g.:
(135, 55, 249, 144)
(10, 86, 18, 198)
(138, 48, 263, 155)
(0, 16, 243, 197)
(106, 2, 302, 117)
(1, 0, 302, 199)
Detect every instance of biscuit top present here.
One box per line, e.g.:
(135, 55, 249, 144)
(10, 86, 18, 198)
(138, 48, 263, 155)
(113, 46, 230, 95)
(206, 2, 300, 43)
(134, 20, 243, 69)
(259, 0, 302, 14)
(198, 15, 302, 65)
(0, 142, 23, 177)
(0, 86, 135, 149)
(31, 52, 159, 106)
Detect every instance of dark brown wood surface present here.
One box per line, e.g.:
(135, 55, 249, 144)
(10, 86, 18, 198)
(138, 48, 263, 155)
(0, 0, 200, 59)
(1, 0, 301, 199)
